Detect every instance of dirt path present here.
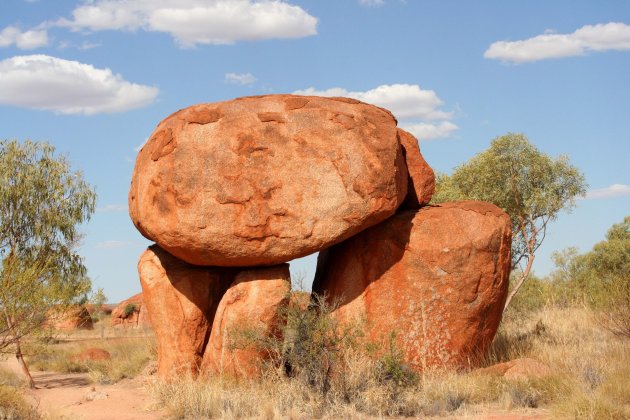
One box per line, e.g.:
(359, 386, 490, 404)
(1, 358, 164, 419)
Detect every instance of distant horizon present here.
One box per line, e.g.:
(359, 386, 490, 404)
(1, 0, 629, 302)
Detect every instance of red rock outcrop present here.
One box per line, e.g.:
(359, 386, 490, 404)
(138, 246, 234, 377)
(313, 201, 512, 371)
(47, 306, 94, 331)
(397, 128, 435, 208)
(111, 293, 150, 328)
(201, 264, 291, 378)
(129, 95, 408, 267)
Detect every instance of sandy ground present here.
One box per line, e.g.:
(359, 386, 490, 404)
(1, 357, 164, 420)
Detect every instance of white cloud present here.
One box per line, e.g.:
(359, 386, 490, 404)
(0, 55, 158, 115)
(97, 204, 128, 212)
(225, 72, 257, 85)
(359, 0, 385, 7)
(55, 0, 318, 47)
(294, 84, 452, 120)
(584, 184, 630, 200)
(401, 121, 459, 140)
(0, 26, 49, 49)
(485, 22, 630, 64)
(95, 240, 133, 249)
(293, 83, 458, 140)
(78, 41, 101, 50)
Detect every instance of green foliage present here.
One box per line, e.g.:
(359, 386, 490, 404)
(505, 272, 551, 314)
(538, 217, 630, 337)
(375, 332, 418, 388)
(123, 303, 138, 319)
(278, 293, 363, 395)
(0, 139, 96, 386)
(89, 289, 107, 322)
(583, 216, 630, 337)
(432, 133, 586, 309)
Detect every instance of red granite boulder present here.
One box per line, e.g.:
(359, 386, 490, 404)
(313, 201, 512, 371)
(138, 246, 234, 377)
(201, 264, 291, 378)
(129, 95, 408, 267)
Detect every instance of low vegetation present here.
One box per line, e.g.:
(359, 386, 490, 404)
(149, 295, 629, 419)
(26, 337, 154, 385)
(25, 318, 155, 385)
(0, 365, 40, 419)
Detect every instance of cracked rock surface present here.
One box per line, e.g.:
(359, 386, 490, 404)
(129, 94, 409, 266)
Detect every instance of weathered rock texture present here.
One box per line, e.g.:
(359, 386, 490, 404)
(111, 293, 150, 328)
(129, 95, 408, 267)
(201, 264, 291, 378)
(313, 201, 512, 371)
(397, 128, 435, 208)
(138, 246, 234, 377)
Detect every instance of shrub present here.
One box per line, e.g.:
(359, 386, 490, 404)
(122, 303, 137, 319)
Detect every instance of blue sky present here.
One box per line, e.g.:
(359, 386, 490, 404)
(1, 0, 629, 302)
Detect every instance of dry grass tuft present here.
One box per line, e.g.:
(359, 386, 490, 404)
(0, 365, 40, 419)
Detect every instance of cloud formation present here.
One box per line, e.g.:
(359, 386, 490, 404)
(400, 121, 458, 140)
(0, 55, 158, 114)
(584, 184, 630, 200)
(294, 84, 457, 140)
(55, 0, 318, 47)
(485, 22, 630, 64)
(225, 72, 257, 85)
(0, 26, 48, 49)
(359, 0, 385, 7)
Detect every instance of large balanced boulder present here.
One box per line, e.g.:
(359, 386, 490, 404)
(397, 128, 435, 208)
(139, 246, 234, 377)
(129, 95, 408, 267)
(313, 201, 512, 371)
(201, 264, 291, 378)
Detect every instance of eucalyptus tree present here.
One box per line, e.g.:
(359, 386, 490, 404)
(0, 140, 96, 388)
(432, 133, 586, 311)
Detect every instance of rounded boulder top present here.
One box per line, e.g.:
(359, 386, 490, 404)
(129, 94, 408, 267)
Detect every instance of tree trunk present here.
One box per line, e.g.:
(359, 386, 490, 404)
(15, 337, 36, 389)
(503, 254, 535, 312)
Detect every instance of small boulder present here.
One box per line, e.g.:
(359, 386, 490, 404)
(475, 358, 553, 380)
(129, 94, 408, 267)
(138, 245, 234, 377)
(201, 264, 291, 378)
(313, 201, 512, 371)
